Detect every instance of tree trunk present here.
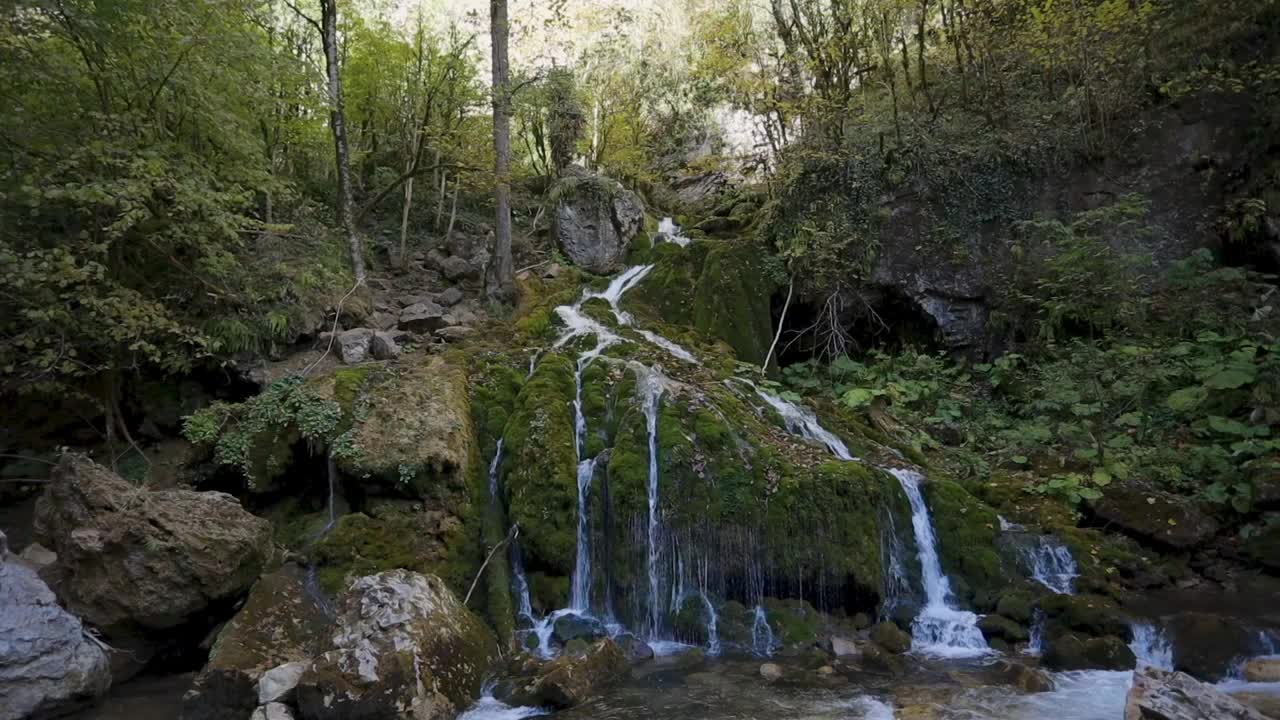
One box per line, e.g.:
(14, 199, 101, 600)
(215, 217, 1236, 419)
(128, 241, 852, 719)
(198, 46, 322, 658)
(321, 0, 365, 284)
(486, 0, 514, 302)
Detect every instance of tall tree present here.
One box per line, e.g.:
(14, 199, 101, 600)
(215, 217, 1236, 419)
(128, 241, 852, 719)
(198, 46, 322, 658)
(486, 0, 514, 302)
(291, 0, 364, 284)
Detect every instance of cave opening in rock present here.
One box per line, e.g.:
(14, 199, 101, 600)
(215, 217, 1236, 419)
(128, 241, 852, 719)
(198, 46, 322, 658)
(770, 286, 946, 368)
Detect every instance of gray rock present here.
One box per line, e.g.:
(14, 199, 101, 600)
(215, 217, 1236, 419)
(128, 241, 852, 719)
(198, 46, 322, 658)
(0, 530, 112, 720)
(1169, 612, 1253, 681)
(369, 331, 400, 360)
(251, 702, 297, 720)
(614, 633, 654, 663)
(504, 639, 627, 709)
(1125, 667, 1267, 720)
(256, 661, 307, 705)
(334, 328, 373, 364)
(34, 455, 272, 635)
(17, 542, 56, 571)
(825, 636, 860, 658)
(440, 255, 480, 282)
(551, 174, 645, 274)
(399, 300, 448, 333)
(295, 570, 497, 720)
(436, 287, 464, 307)
(1090, 484, 1220, 550)
(759, 663, 783, 681)
(436, 326, 476, 342)
(370, 310, 398, 331)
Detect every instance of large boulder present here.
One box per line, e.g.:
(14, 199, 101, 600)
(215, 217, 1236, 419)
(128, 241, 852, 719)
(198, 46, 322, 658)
(870, 621, 912, 654)
(550, 174, 645, 274)
(294, 571, 497, 720)
(1043, 633, 1136, 671)
(34, 454, 272, 634)
(1090, 485, 1220, 550)
(503, 639, 627, 709)
(1125, 667, 1267, 720)
(0, 530, 111, 720)
(181, 565, 330, 720)
(1169, 612, 1253, 681)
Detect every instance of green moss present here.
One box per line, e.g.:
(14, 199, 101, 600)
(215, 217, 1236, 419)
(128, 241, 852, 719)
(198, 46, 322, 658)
(312, 512, 430, 593)
(332, 366, 373, 417)
(528, 572, 569, 613)
(763, 597, 820, 646)
(692, 243, 777, 365)
(923, 479, 1008, 607)
(502, 353, 579, 575)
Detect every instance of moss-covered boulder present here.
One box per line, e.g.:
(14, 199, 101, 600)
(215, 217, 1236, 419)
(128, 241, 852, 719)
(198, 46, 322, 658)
(502, 639, 628, 709)
(1039, 593, 1129, 640)
(182, 565, 329, 720)
(310, 501, 467, 594)
(1089, 483, 1220, 550)
(295, 571, 498, 720)
(978, 614, 1030, 644)
(622, 240, 778, 364)
(1043, 633, 1135, 671)
(870, 620, 912, 654)
(921, 478, 1007, 607)
(501, 353, 578, 576)
(337, 354, 473, 502)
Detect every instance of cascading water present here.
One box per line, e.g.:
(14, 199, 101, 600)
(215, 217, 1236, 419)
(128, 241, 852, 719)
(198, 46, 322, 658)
(754, 389, 856, 460)
(881, 507, 913, 621)
(322, 449, 339, 534)
(1129, 620, 1173, 670)
(888, 468, 990, 657)
(1026, 609, 1046, 655)
(640, 367, 667, 639)
(487, 439, 505, 499)
(570, 458, 597, 610)
(657, 217, 691, 247)
(1023, 536, 1078, 595)
(751, 605, 776, 657)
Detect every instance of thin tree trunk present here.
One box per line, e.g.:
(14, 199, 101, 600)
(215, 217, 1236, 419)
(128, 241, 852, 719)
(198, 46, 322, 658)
(486, 0, 514, 302)
(399, 158, 415, 269)
(445, 180, 460, 246)
(320, 0, 364, 284)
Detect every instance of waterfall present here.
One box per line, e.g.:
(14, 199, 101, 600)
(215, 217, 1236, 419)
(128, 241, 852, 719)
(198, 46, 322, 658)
(1027, 609, 1045, 655)
(510, 542, 534, 622)
(751, 605, 775, 657)
(1259, 630, 1279, 656)
(487, 439, 505, 499)
(754, 389, 856, 460)
(319, 449, 339, 535)
(1130, 621, 1173, 670)
(701, 593, 721, 655)
(570, 458, 597, 611)
(657, 217, 692, 247)
(881, 506, 913, 621)
(1023, 536, 1078, 595)
(640, 367, 667, 638)
(888, 468, 990, 657)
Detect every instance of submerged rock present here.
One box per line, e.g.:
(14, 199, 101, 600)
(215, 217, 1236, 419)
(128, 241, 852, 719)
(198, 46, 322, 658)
(505, 639, 628, 709)
(294, 570, 497, 720)
(759, 663, 784, 682)
(614, 633, 655, 663)
(992, 659, 1054, 693)
(552, 613, 606, 645)
(1125, 667, 1267, 720)
(182, 566, 329, 720)
(34, 454, 272, 634)
(551, 173, 645, 274)
(0, 530, 111, 720)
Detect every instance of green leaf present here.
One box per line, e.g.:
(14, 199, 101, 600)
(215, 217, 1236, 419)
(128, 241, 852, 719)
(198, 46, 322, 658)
(1091, 469, 1112, 486)
(1166, 385, 1207, 412)
(1011, 455, 1029, 465)
(840, 387, 877, 408)
(1204, 368, 1255, 389)
(1207, 415, 1252, 436)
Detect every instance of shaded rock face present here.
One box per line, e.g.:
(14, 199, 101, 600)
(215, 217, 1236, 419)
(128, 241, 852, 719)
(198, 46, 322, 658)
(1125, 667, 1267, 720)
(503, 639, 628, 709)
(870, 621, 912, 655)
(551, 174, 645, 274)
(34, 455, 272, 635)
(1169, 612, 1253, 681)
(1090, 484, 1220, 550)
(0, 530, 111, 720)
(295, 570, 497, 720)
(181, 566, 330, 720)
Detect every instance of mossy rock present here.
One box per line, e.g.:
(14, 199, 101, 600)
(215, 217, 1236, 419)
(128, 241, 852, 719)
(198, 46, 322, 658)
(622, 240, 778, 365)
(501, 353, 578, 575)
(337, 354, 472, 502)
(311, 504, 465, 594)
(922, 478, 1007, 608)
(870, 620, 912, 654)
(995, 589, 1037, 624)
(977, 614, 1030, 644)
(763, 598, 821, 647)
(1039, 593, 1129, 640)
(1043, 633, 1135, 671)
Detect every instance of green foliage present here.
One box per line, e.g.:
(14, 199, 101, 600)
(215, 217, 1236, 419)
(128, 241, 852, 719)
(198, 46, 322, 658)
(183, 377, 343, 488)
